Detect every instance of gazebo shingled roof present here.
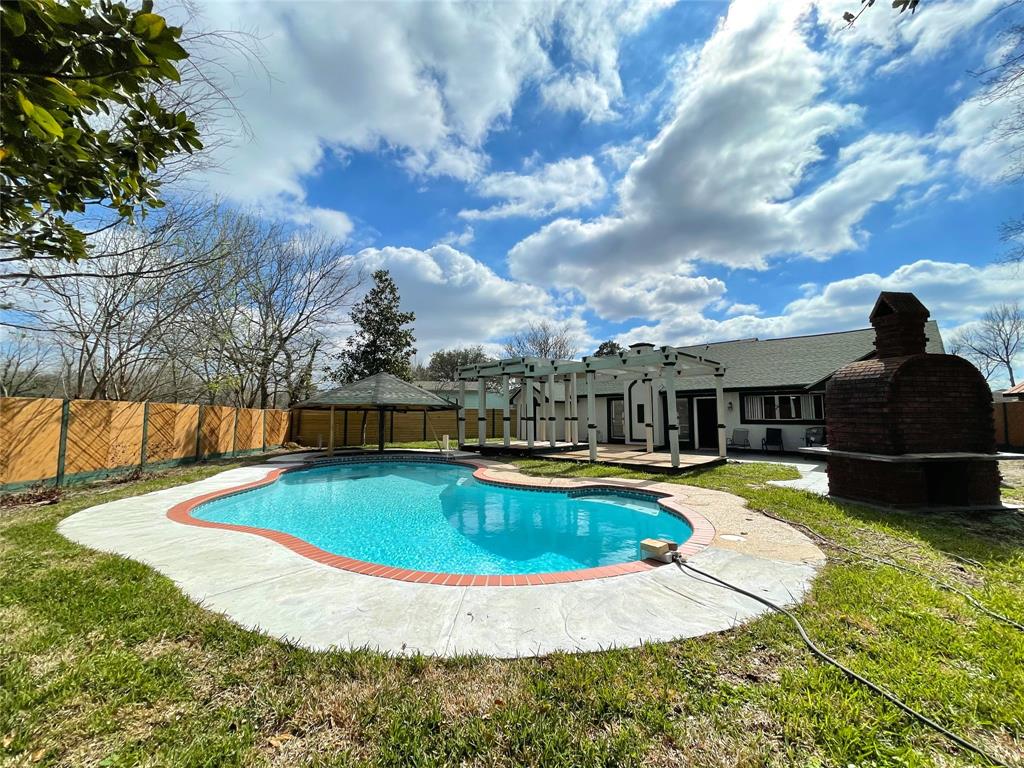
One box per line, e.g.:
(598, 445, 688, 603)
(297, 372, 457, 411)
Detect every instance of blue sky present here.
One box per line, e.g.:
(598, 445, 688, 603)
(193, 0, 1023, 374)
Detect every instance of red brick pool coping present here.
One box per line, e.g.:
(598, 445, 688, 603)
(166, 457, 716, 587)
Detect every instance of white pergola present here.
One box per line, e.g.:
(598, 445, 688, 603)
(456, 344, 727, 468)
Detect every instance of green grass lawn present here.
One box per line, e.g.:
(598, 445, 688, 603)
(2, 457, 1022, 767)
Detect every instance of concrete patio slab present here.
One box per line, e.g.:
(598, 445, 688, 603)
(58, 458, 824, 658)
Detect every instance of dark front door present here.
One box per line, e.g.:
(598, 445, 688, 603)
(607, 397, 625, 442)
(696, 398, 718, 450)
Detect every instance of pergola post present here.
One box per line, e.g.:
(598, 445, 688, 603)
(525, 377, 535, 449)
(328, 405, 335, 457)
(586, 370, 597, 462)
(501, 374, 511, 447)
(547, 373, 557, 447)
(663, 369, 680, 468)
(457, 379, 466, 447)
(537, 378, 546, 443)
(477, 377, 487, 447)
(644, 376, 655, 453)
(714, 371, 727, 458)
(569, 374, 579, 444)
(565, 376, 573, 442)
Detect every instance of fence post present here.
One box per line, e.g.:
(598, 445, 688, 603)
(422, 411, 427, 441)
(262, 410, 268, 453)
(343, 410, 349, 446)
(55, 399, 70, 487)
(195, 404, 204, 461)
(232, 408, 239, 457)
(140, 401, 150, 467)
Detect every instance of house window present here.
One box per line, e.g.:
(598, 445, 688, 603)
(778, 396, 801, 420)
(743, 393, 822, 422)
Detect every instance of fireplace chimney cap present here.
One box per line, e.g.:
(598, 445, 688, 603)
(869, 291, 930, 323)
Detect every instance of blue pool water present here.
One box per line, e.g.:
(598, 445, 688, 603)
(193, 461, 693, 575)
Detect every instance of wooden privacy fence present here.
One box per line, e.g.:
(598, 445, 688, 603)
(994, 400, 1024, 450)
(291, 407, 518, 448)
(0, 396, 289, 491)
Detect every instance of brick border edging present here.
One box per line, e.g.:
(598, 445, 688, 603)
(166, 456, 716, 587)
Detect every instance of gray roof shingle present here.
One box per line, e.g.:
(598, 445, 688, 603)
(298, 372, 458, 410)
(587, 321, 944, 395)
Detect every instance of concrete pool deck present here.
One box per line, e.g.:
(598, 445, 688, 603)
(58, 456, 825, 658)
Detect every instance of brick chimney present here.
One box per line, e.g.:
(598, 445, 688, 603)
(869, 291, 930, 359)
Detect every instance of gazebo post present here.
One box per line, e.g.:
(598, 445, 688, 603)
(501, 374, 510, 447)
(477, 377, 487, 447)
(377, 406, 385, 452)
(586, 370, 597, 462)
(328, 405, 335, 457)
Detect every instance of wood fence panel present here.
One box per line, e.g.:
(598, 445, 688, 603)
(200, 406, 235, 456)
(994, 401, 1024, 450)
(265, 410, 289, 446)
(65, 400, 112, 475)
(108, 401, 145, 468)
(235, 408, 262, 451)
(0, 397, 63, 485)
(147, 402, 198, 462)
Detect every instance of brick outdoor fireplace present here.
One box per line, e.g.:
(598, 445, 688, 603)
(822, 292, 1001, 509)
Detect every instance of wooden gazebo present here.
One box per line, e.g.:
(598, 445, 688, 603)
(295, 372, 458, 454)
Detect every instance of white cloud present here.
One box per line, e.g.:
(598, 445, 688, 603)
(541, 74, 619, 123)
(611, 260, 1024, 348)
(183, 0, 673, 233)
(459, 156, 607, 220)
(726, 302, 760, 316)
(437, 226, 476, 248)
(816, 0, 1003, 81)
(350, 245, 581, 356)
(539, 0, 676, 121)
(508, 1, 885, 303)
(937, 88, 1020, 185)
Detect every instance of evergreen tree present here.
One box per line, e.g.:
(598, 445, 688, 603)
(594, 340, 625, 357)
(328, 270, 416, 382)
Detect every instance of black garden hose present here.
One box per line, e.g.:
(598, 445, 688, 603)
(673, 556, 1010, 767)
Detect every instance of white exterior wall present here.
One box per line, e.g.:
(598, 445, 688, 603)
(570, 387, 817, 452)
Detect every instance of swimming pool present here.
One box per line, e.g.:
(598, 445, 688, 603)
(190, 460, 693, 576)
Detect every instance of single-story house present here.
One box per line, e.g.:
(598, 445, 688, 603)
(413, 380, 507, 410)
(507, 322, 944, 453)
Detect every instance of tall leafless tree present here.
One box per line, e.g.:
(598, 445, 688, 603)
(503, 321, 579, 360)
(950, 302, 1023, 386)
(178, 212, 361, 408)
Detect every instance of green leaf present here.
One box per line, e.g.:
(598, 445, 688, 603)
(28, 104, 64, 138)
(2, 7, 26, 36)
(133, 12, 166, 40)
(145, 38, 189, 61)
(16, 90, 34, 117)
(131, 41, 152, 66)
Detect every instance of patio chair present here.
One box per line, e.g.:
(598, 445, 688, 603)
(727, 428, 751, 449)
(805, 426, 827, 447)
(761, 428, 784, 453)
